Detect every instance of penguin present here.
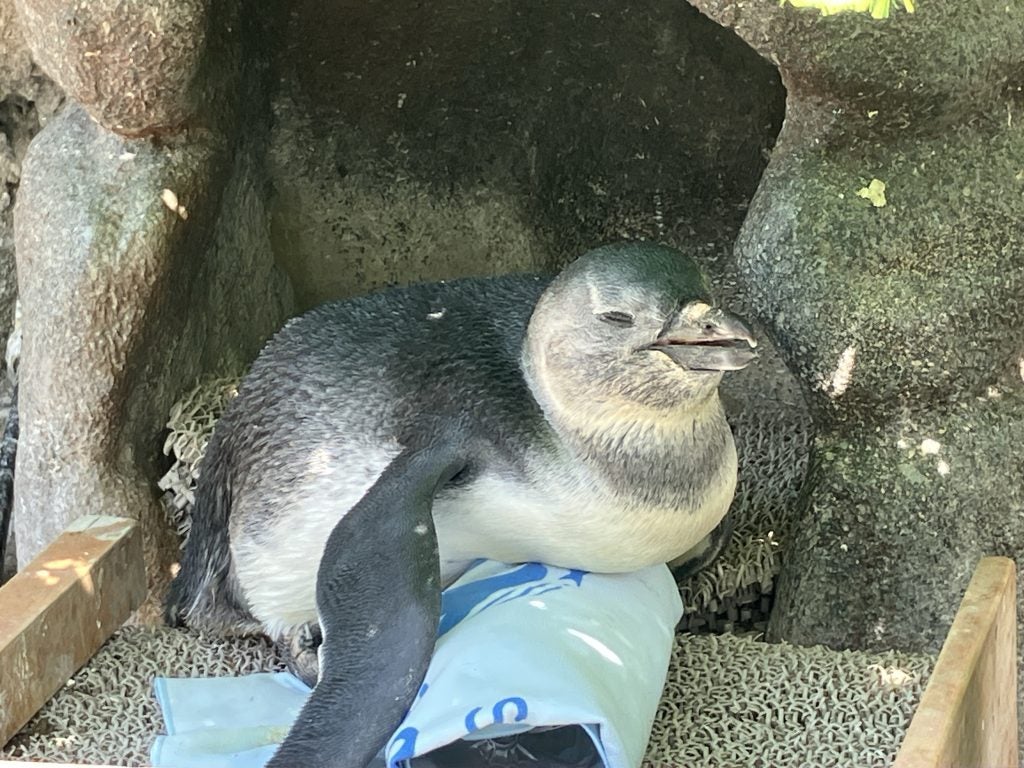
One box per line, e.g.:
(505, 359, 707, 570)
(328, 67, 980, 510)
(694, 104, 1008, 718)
(165, 241, 757, 768)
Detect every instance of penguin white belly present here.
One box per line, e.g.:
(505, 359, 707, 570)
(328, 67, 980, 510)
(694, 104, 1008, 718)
(434, 465, 736, 574)
(229, 446, 531, 635)
(231, 443, 402, 637)
(231, 446, 733, 638)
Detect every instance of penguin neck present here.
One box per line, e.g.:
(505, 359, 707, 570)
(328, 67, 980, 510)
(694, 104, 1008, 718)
(556, 395, 734, 512)
(524, 360, 735, 512)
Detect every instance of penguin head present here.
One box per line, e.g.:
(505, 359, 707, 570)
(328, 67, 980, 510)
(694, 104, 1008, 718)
(523, 242, 757, 416)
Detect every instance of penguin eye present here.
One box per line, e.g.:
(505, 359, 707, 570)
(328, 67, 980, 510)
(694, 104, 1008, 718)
(598, 310, 635, 327)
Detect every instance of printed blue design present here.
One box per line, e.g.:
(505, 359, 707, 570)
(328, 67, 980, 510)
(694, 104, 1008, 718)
(492, 697, 528, 724)
(439, 563, 545, 635)
(463, 697, 529, 733)
(438, 563, 588, 637)
(464, 706, 484, 733)
(561, 569, 586, 586)
(386, 562, 596, 765)
(387, 726, 419, 766)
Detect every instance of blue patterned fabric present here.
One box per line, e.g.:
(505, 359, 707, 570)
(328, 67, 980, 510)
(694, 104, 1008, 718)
(151, 560, 682, 768)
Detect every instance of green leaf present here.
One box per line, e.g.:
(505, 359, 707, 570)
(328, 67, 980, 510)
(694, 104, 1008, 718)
(779, 0, 916, 19)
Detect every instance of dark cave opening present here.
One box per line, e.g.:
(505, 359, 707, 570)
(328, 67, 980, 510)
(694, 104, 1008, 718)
(264, 0, 787, 309)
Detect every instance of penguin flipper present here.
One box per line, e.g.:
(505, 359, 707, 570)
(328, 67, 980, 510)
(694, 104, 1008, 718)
(267, 439, 469, 768)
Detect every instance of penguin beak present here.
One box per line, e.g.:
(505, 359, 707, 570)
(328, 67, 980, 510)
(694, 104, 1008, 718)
(648, 306, 759, 372)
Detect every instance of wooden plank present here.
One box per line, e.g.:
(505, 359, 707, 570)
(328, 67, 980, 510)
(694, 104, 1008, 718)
(893, 556, 1018, 768)
(0, 515, 145, 747)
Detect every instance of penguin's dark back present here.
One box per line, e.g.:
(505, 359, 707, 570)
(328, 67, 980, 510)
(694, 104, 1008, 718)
(166, 272, 553, 626)
(235, 272, 554, 453)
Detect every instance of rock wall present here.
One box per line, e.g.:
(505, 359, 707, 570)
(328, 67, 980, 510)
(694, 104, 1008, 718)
(267, 0, 785, 309)
(0, 0, 61, 365)
(687, 0, 1024, 749)
(9, 0, 293, 611)
(0, 0, 62, 574)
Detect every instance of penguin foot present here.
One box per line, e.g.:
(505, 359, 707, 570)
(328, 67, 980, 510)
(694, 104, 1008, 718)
(278, 622, 322, 687)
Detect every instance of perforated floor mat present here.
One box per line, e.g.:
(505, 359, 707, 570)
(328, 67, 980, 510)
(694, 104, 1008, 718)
(2, 626, 933, 766)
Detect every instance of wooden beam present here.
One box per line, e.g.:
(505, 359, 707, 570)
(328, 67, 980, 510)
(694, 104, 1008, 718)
(0, 515, 145, 747)
(893, 556, 1018, 768)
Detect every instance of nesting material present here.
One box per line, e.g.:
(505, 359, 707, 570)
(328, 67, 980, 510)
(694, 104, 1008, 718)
(678, 342, 815, 628)
(2, 626, 933, 767)
(156, 376, 239, 541)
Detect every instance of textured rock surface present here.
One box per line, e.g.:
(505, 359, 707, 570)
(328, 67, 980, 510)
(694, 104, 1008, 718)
(268, 0, 785, 309)
(0, 0, 32, 95)
(0, 0, 63, 368)
(0, 0, 71, 127)
(0, 133, 18, 354)
(774, 379, 1024, 649)
(685, 0, 1024, 750)
(13, 101, 292, 598)
(688, 0, 1023, 127)
(8, 0, 292, 615)
(13, 0, 217, 136)
(737, 114, 1024, 415)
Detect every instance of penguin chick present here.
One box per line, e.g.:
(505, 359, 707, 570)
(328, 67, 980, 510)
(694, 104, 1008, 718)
(166, 241, 757, 768)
